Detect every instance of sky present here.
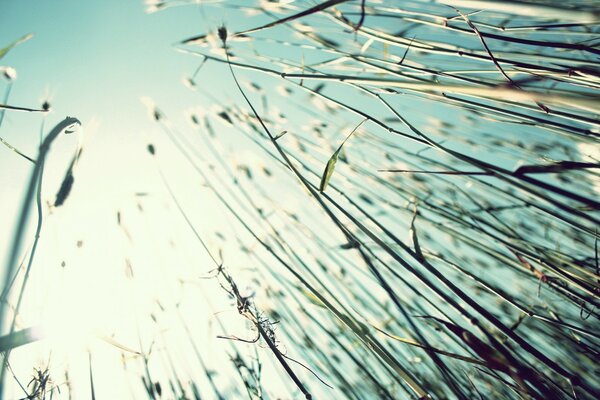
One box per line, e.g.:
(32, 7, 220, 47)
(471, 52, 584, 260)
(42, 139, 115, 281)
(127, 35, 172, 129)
(0, 2, 355, 398)
(1, 3, 164, 199)
(0, 0, 234, 268)
(0, 1, 280, 398)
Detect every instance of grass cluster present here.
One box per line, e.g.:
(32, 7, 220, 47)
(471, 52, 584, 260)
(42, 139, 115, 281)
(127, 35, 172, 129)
(2, 0, 599, 399)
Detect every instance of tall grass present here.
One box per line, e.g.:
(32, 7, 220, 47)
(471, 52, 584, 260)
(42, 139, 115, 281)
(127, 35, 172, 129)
(1, 1, 599, 399)
(156, 1, 599, 399)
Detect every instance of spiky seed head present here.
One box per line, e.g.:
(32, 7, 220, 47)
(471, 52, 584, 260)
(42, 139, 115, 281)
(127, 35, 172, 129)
(218, 25, 228, 43)
(2, 67, 16, 81)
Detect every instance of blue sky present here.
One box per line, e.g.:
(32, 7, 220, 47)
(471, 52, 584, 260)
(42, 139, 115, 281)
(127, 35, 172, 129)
(0, 3, 271, 398)
(0, 0, 228, 263)
(1, 0, 210, 135)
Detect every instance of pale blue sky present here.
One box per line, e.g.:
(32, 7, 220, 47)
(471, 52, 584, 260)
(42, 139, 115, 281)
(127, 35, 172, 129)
(0, 3, 288, 398)
(0, 0, 240, 265)
(1, 0, 211, 134)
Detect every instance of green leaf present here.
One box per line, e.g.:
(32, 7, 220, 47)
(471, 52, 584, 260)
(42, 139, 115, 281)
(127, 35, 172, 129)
(319, 152, 339, 193)
(319, 119, 366, 193)
(0, 33, 33, 61)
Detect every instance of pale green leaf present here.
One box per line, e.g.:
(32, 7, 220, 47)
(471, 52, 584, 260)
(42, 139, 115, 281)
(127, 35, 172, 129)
(319, 119, 367, 193)
(0, 33, 33, 61)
